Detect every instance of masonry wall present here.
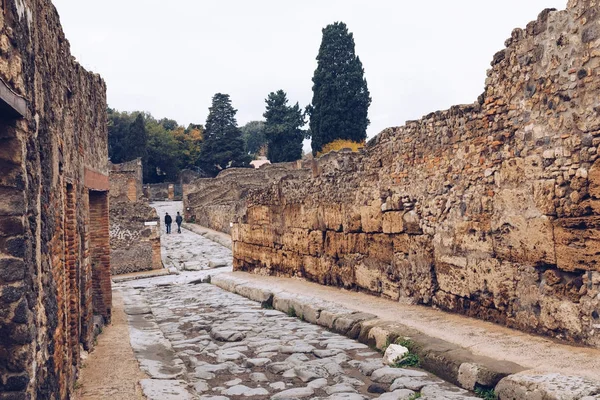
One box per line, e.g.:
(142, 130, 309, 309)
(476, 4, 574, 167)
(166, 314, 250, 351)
(0, 0, 110, 398)
(110, 160, 162, 275)
(233, 1, 600, 348)
(183, 163, 309, 234)
(144, 183, 182, 201)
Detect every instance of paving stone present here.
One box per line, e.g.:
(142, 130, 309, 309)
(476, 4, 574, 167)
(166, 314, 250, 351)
(271, 387, 315, 399)
(375, 389, 416, 400)
(119, 224, 499, 400)
(371, 367, 428, 383)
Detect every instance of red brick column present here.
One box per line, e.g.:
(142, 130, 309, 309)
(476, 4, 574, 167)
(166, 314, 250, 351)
(89, 191, 112, 323)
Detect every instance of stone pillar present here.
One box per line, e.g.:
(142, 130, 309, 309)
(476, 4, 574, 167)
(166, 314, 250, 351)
(168, 184, 175, 201)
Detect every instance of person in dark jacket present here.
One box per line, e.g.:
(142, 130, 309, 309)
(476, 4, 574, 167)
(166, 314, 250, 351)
(175, 212, 183, 234)
(164, 213, 172, 234)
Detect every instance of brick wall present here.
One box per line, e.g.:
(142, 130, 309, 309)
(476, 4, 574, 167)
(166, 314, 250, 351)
(89, 191, 111, 323)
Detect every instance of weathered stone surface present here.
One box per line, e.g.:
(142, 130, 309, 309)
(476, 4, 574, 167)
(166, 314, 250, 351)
(110, 159, 162, 275)
(495, 373, 600, 400)
(186, 0, 600, 349)
(0, 0, 111, 398)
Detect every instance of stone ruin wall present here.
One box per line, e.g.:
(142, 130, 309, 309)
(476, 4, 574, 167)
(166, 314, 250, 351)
(109, 159, 162, 275)
(0, 0, 111, 398)
(183, 163, 310, 234)
(144, 182, 183, 202)
(232, 0, 600, 349)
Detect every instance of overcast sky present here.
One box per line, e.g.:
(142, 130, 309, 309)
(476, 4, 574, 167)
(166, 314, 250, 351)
(52, 0, 566, 142)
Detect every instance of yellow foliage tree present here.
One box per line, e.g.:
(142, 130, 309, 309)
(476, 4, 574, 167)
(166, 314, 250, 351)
(317, 139, 365, 157)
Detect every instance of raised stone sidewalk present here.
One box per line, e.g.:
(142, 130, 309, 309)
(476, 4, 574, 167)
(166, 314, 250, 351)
(210, 272, 600, 400)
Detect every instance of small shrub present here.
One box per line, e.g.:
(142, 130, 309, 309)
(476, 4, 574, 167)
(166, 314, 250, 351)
(73, 381, 83, 390)
(393, 352, 420, 368)
(395, 338, 414, 349)
(287, 306, 297, 318)
(474, 387, 497, 400)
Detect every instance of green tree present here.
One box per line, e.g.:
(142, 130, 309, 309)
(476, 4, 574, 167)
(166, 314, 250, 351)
(241, 121, 267, 156)
(199, 93, 250, 176)
(126, 114, 148, 162)
(263, 90, 305, 163)
(306, 21, 371, 155)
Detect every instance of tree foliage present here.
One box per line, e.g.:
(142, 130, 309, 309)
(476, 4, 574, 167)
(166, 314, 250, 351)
(306, 21, 371, 155)
(107, 108, 204, 183)
(263, 90, 305, 163)
(241, 121, 267, 156)
(199, 93, 250, 176)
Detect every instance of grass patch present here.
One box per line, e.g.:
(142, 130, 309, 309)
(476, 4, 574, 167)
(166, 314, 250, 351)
(474, 387, 497, 400)
(407, 394, 422, 400)
(73, 381, 83, 390)
(393, 352, 420, 368)
(287, 306, 297, 318)
(392, 338, 420, 368)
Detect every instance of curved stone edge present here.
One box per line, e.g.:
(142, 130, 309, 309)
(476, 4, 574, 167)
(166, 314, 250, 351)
(182, 222, 233, 250)
(209, 274, 600, 399)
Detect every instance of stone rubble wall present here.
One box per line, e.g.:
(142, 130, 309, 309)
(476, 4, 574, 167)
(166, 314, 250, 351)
(232, 1, 600, 348)
(110, 160, 162, 275)
(183, 163, 310, 234)
(143, 183, 183, 201)
(0, 0, 110, 398)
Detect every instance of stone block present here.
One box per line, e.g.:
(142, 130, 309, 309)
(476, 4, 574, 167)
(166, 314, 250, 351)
(0, 188, 25, 217)
(360, 201, 382, 233)
(323, 204, 343, 231)
(554, 216, 600, 272)
(382, 211, 405, 234)
(246, 206, 270, 226)
(0, 258, 25, 283)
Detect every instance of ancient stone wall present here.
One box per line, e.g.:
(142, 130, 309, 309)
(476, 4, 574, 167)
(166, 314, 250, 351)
(143, 183, 183, 201)
(183, 163, 309, 234)
(109, 160, 162, 275)
(233, 1, 600, 348)
(0, 0, 110, 398)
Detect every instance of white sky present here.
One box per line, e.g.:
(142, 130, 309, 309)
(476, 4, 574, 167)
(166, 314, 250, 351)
(52, 0, 566, 143)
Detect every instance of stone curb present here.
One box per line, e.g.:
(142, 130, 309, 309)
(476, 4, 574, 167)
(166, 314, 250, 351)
(181, 223, 232, 250)
(209, 274, 526, 392)
(112, 269, 171, 283)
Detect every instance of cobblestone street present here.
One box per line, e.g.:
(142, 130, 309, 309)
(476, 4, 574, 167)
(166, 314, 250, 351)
(118, 281, 482, 400)
(152, 202, 232, 272)
(114, 208, 481, 400)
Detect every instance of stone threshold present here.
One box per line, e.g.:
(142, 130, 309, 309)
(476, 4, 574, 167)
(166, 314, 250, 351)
(210, 272, 600, 400)
(112, 268, 171, 283)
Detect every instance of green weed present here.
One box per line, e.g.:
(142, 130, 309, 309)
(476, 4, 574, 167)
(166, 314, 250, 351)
(474, 387, 497, 400)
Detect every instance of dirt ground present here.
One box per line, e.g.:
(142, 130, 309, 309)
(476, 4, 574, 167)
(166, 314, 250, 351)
(74, 292, 147, 400)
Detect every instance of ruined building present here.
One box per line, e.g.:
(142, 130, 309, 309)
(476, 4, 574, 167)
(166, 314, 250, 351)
(0, 0, 111, 398)
(184, 162, 309, 234)
(188, 0, 600, 349)
(110, 159, 162, 275)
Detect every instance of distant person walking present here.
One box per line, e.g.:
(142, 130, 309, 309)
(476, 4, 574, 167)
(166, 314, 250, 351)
(176, 212, 183, 234)
(164, 212, 172, 234)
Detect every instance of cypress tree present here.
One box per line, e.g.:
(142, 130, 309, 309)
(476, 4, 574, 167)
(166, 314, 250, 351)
(264, 90, 305, 163)
(307, 22, 371, 155)
(199, 93, 249, 176)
